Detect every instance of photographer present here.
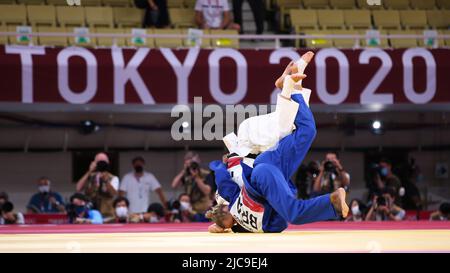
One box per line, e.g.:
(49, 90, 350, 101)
(430, 202, 450, 221)
(26, 177, 65, 214)
(294, 161, 320, 199)
(171, 152, 213, 219)
(367, 158, 402, 204)
(67, 193, 103, 224)
(311, 152, 350, 197)
(365, 188, 405, 221)
(76, 152, 119, 218)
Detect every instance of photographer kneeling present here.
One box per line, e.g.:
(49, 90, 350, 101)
(311, 152, 350, 197)
(365, 188, 405, 221)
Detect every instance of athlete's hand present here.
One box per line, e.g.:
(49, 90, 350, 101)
(208, 223, 228, 233)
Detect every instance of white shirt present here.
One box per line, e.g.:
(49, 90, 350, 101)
(195, 0, 230, 28)
(120, 171, 161, 213)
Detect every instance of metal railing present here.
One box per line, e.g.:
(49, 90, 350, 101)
(0, 32, 449, 48)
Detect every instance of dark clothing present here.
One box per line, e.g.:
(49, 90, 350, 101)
(135, 0, 170, 28)
(27, 192, 64, 213)
(232, 0, 265, 34)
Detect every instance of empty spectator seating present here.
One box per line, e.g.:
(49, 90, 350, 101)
(303, 0, 329, 9)
(210, 29, 239, 48)
(426, 10, 448, 29)
(388, 29, 418, 48)
(56, 6, 85, 27)
(436, 0, 450, 9)
(318, 9, 345, 29)
(37, 26, 68, 46)
(303, 30, 333, 48)
(329, 0, 355, 9)
(332, 29, 360, 48)
(357, 0, 383, 9)
(0, 5, 27, 26)
(344, 10, 372, 29)
(94, 27, 127, 47)
(85, 6, 114, 28)
(372, 10, 401, 30)
(277, 0, 302, 31)
(167, 0, 184, 8)
(290, 9, 318, 31)
(410, 0, 436, 10)
(46, 0, 76, 5)
(168, 8, 196, 28)
(153, 28, 183, 48)
(113, 7, 143, 28)
(400, 10, 428, 29)
(0, 25, 7, 45)
(16, 0, 44, 5)
(102, 0, 132, 7)
(27, 5, 57, 27)
(384, 0, 410, 9)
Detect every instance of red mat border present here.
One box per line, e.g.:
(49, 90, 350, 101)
(1, 221, 449, 234)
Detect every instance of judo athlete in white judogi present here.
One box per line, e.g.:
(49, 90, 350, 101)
(207, 52, 349, 233)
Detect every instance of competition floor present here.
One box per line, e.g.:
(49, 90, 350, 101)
(1, 221, 449, 253)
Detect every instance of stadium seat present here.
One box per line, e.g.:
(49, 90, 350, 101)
(329, 0, 355, 9)
(95, 27, 127, 47)
(16, 0, 45, 4)
(388, 30, 418, 48)
(344, 10, 372, 30)
(68, 27, 95, 47)
(426, 10, 448, 29)
(183, 28, 211, 48)
(7, 25, 38, 45)
(318, 10, 345, 30)
(46, 0, 76, 5)
(436, 0, 450, 9)
(27, 5, 57, 27)
(384, 0, 410, 9)
(303, 30, 333, 48)
(400, 10, 428, 30)
(113, 7, 143, 28)
(76, 0, 103, 5)
(168, 8, 196, 28)
(410, 0, 437, 10)
(167, 0, 184, 8)
(0, 25, 7, 45)
(277, 0, 302, 31)
(443, 30, 450, 47)
(372, 10, 401, 30)
(0, 0, 17, 4)
(290, 9, 318, 31)
(37, 26, 68, 46)
(210, 29, 239, 48)
(85, 7, 114, 28)
(0, 5, 27, 26)
(302, 0, 329, 9)
(102, 0, 131, 7)
(153, 28, 183, 48)
(357, 0, 383, 9)
(360, 29, 389, 48)
(184, 0, 196, 8)
(332, 29, 360, 48)
(56, 6, 86, 27)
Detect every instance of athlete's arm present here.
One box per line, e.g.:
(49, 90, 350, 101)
(208, 223, 231, 233)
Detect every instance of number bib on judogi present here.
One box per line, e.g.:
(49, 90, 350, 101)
(230, 187, 264, 233)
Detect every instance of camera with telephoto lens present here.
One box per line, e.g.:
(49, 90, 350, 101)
(185, 161, 200, 176)
(324, 161, 336, 173)
(377, 196, 387, 207)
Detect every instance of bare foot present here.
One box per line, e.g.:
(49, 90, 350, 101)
(330, 188, 349, 218)
(275, 51, 314, 89)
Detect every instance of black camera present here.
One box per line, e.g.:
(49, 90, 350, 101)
(377, 196, 387, 207)
(185, 161, 200, 175)
(324, 161, 336, 173)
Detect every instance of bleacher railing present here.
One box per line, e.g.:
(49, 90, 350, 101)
(0, 32, 449, 48)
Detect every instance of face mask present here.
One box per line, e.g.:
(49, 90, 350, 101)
(351, 206, 361, 216)
(149, 216, 159, 223)
(115, 207, 128, 218)
(380, 167, 388, 177)
(134, 165, 144, 173)
(96, 161, 109, 172)
(180, 201, 191, 211)
(39, 185, 50, 193)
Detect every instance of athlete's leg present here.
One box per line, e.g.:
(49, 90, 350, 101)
(251, 163, 347, 224)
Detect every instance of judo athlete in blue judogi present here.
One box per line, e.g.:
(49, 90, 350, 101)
(206, 52, 349, 233)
